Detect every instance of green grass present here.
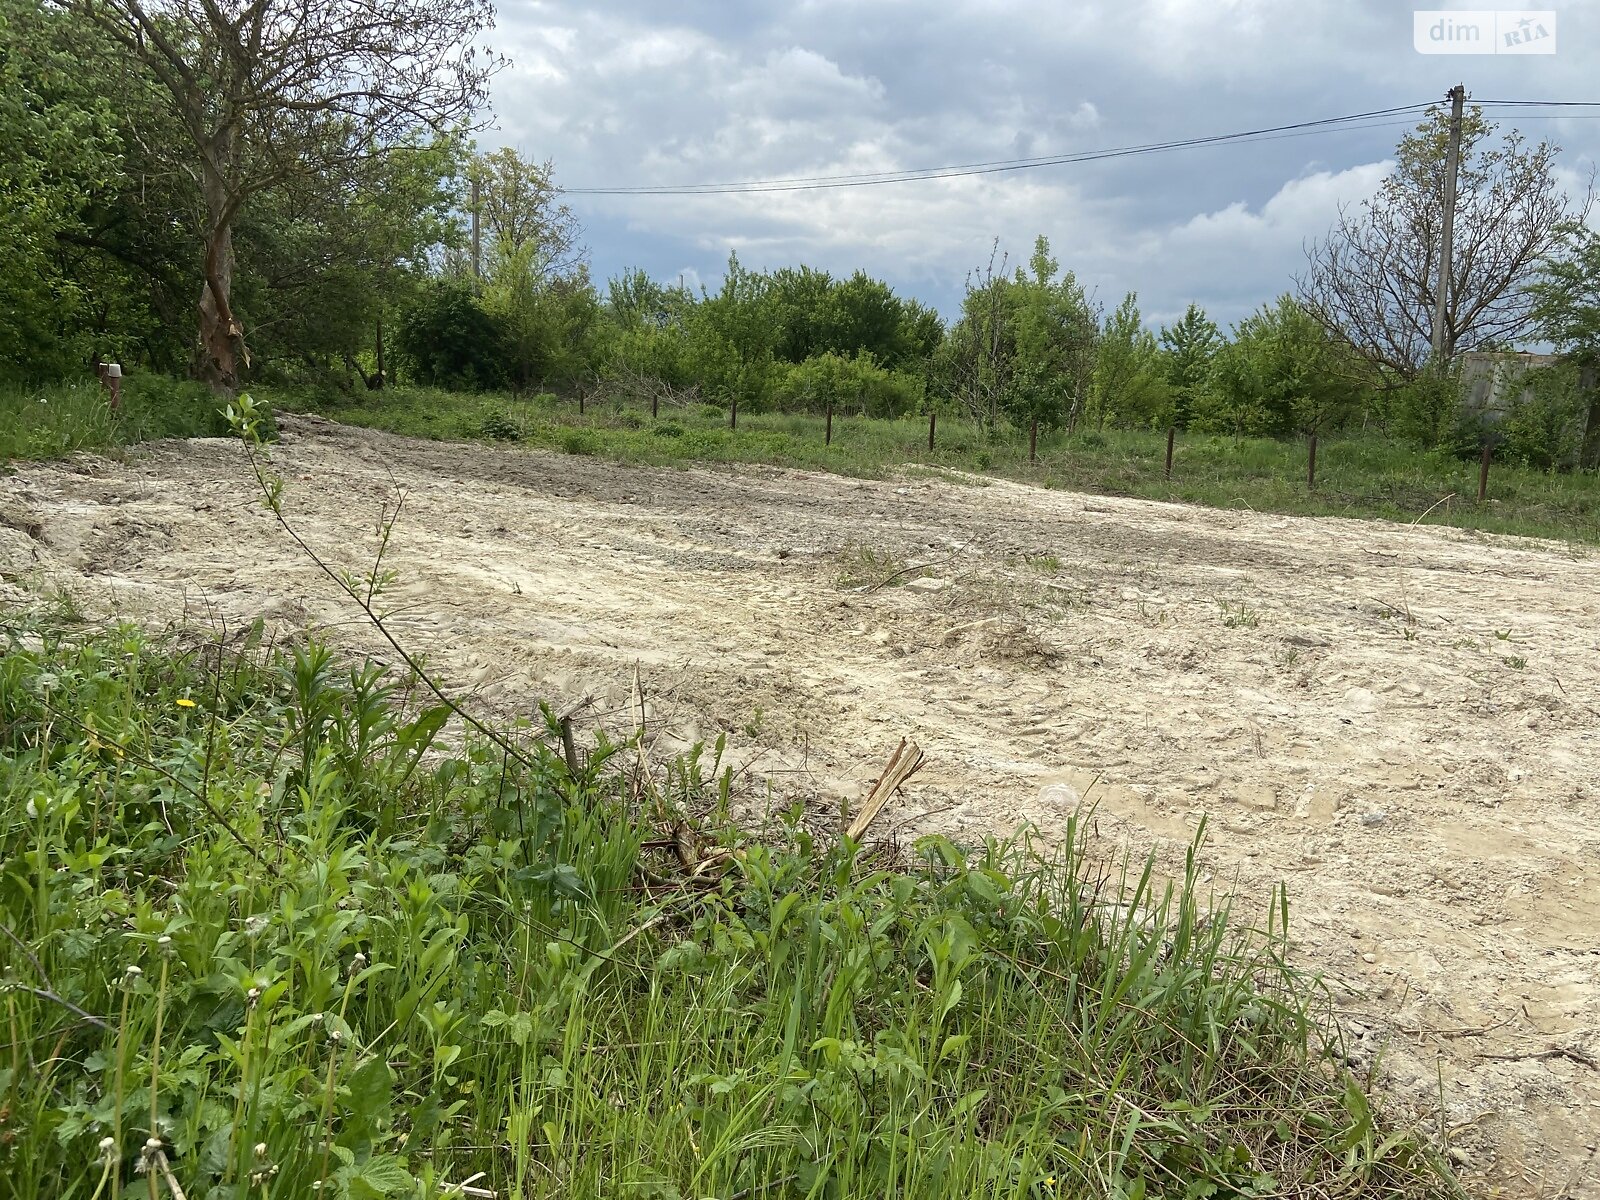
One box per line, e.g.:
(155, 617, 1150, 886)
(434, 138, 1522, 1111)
(0, 378, 247, 462)
(0, 611, 1458, 1199)
(262, 384, 1599, 544)
(7, 375, 1592, 543)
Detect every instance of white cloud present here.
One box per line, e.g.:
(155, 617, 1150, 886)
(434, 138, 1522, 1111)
(483, 0, 1600, 325)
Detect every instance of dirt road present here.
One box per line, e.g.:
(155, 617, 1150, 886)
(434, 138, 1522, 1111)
(3, 415, 1597, 1195)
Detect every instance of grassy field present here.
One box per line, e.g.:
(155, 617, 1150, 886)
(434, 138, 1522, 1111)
(0, 606, 1457, 1199)
(0, 378, 242, 461)
(272, 385, 1599, 544)
(5, 376, 1596, 544)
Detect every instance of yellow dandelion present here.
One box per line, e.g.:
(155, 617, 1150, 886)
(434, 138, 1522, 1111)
(176, 698, 197, 709)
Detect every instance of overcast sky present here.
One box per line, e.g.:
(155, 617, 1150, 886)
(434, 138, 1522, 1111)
(484, 1, 1598, 330)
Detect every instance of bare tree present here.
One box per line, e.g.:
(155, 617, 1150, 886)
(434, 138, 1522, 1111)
(55, 0, 502, 388)
(1299, 104, 1590, 382)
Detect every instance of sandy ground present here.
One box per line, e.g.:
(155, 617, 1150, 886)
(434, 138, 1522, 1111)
(2, 415, 1597, 1195)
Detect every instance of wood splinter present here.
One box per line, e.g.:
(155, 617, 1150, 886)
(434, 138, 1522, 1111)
(845, 738, 926, 841)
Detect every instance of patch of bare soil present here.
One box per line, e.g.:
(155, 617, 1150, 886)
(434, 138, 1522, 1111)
(3, 414, 1598, 1195)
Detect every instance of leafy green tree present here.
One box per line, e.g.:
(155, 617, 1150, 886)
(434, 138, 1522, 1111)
(463, 148, 584, 281)
(1010, 238, 1099, 429)
(1090, 293, 1172, 429)
(482, 248, 601, 394)
(237, 136, 464, 387)
(1158, 304, 1223, 428)
(55, 0, 499, 388)
(942, 237, 1097, 431)
(605, 269, 695, 331)
(897, 298, 947, 367)
(0, 0, 122, 379)
(825, 271, 941, 369)
(739, 264, 942, 373)
(687, 253, 780, 408)
(1197, 297, 1368, 436)
(1529, 224, 1600, 356)
(1527, 222, 1600, 467)
(765, 265, 835, 363)
(600, 270, 697, 398)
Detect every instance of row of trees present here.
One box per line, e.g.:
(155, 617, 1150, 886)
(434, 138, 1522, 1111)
(393, 236, 1381, 440)
(2, 1, 1596, 466)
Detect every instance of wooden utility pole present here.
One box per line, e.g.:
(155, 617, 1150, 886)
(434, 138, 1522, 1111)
(1431, 84, 1466, 363)
(471, 175, 482, 284)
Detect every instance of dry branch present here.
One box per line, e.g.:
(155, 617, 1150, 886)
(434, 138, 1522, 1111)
(845, 738, 926, 841)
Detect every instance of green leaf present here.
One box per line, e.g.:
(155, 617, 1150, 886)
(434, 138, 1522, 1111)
(950, 1087, 988, 1119)
(343, 1057, 393, 1120)
(937, 978, 963, 1023)
(339, 1153, 413, 1199)
(769, 891, 801, 934)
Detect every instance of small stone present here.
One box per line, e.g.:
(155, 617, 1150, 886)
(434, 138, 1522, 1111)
(1362, 952, 1377, 964)
(904, 576, 951, 594)
(1361, 809, 1388, 828)
(1447, 1148, 1472, 1169)
(1234, 783, 1278, 812)
(1342, 686, 1380, 714)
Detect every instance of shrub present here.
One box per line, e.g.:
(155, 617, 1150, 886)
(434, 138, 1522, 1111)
(478, 409, 523, 441)
(604, 324, 694, 392)
(393, 280, 507, 391)
(1388, 369, 1463, 449)
(775, 351, 923, 418)
(560, 428, 599, 455)
(1499, 361, 1586, 469)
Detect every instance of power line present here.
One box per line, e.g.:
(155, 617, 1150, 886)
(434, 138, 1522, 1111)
(567, 103, 1436, 196)
(1477, 99, 1600, 107)
(565, 99, 1600, 198)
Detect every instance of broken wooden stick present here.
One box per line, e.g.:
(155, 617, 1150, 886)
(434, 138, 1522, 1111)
(845, 738, 926, 841)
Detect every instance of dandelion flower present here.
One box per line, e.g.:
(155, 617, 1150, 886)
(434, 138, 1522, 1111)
(175, 698, 197, 709)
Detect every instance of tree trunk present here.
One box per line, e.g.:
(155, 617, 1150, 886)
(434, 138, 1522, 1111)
(197, 160, 245, 390)
(373, 314, 386, 390)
